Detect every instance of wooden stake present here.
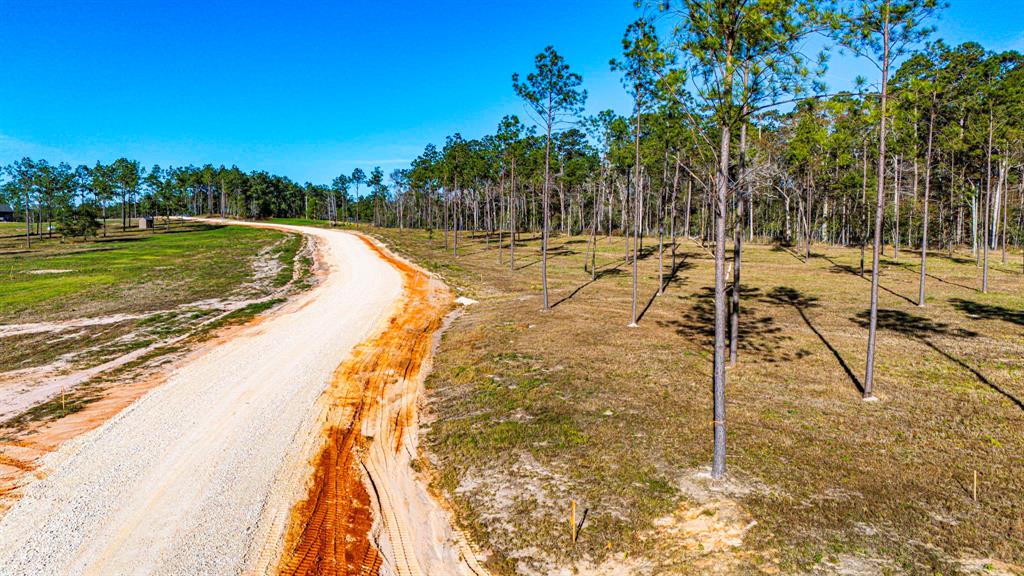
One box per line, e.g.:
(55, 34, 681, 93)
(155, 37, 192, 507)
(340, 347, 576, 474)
(570, 500, 577, 544)
(973, 470, 978, 502)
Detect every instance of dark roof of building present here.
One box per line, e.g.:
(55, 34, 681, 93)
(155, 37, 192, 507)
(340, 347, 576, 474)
(0, 204, 13, 213)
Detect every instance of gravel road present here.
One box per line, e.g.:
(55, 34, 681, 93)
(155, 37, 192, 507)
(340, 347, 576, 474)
(0, 224, 402, 575)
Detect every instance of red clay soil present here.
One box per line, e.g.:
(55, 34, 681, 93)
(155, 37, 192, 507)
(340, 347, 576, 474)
(276, 235, 452, 576)
(0, 372, 170, 513)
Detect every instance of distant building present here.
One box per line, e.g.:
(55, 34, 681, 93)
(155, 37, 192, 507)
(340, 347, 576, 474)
(0, 204, 14, 222)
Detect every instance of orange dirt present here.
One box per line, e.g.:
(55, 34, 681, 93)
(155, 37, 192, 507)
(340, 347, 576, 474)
(0, 455, 35, 473)
(0, 373, 165, 513)
(276, 234, 452, 576)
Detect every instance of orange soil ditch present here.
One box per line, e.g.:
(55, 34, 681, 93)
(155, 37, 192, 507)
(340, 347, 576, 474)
(276, 234, 452, 576)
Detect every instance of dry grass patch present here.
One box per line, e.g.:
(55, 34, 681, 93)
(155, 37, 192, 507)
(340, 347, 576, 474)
(372, 226, 1023, 576)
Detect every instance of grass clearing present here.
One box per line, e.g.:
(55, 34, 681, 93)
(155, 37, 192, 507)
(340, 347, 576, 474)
(0, 219, 308, 431)
(0, 219, 295, 322)
(367, 225, 1024, 575)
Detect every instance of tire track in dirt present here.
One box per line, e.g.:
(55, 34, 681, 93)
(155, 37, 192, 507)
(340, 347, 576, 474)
(273, 234, 488, 576)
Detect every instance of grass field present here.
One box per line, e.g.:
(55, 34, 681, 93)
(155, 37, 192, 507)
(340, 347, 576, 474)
(265, 217, 338, 228)
(0, 219, 299, 323)
(367, 226, 1024, 575)
(0, 219, 307, 429)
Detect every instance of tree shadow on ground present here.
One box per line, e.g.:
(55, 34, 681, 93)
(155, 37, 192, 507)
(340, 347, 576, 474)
(92, 236, 151, 244)
(943, 254, 976, 265)
(34, 244, 121, 257)
(512, 245, 580, 271)
(499, 237, 533, 248)
(659, 286, 809, 363)
(513, 258, 542, 271)
(762, 286, 864, 395)
(771, 244, 807, 263)
(486, 238, 540, 254)
(451, 246, 494, 258)
(820, 254, 916, 305)
(550, 264, 626, 309)
(465, 231, 548, 242)
(851, 309, 1023, 412)
(663, 253, 695, 289)
(852, 308, 975, 339)
(887, 259, 977, 292)
(159, 224, 225, 234)
(548, 245, 578, 257)
(949, 298, 1024, 328)
(625, 244, 659, 262)
(635, 256, 695, 323)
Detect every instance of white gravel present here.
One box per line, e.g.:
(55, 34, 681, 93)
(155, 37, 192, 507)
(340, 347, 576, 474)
(0, 224, 402, 576)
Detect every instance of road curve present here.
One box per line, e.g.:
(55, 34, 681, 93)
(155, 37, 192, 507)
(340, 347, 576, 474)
(0, 223, 403, 575)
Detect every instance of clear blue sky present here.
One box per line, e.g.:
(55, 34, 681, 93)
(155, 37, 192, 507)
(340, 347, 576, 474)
(1, 0, 1021, 186)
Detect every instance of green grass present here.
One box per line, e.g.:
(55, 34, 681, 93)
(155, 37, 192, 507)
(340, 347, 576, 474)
(266, 217, 338, 229)
(0, 220, 293, 323)
(271, 234, 303, 287)
(197, 298, 286, 334)
(0, 219, 309, 431)
(373, 227, 1024, 575)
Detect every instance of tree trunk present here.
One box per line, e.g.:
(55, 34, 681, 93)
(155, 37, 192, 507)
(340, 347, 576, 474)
(542, 104, 552, 310)
(590, 180, 599, 281)
(918, 99, 935, 307)
(670, 155, 680, 271)
(510, 160, 517, 269)
(1000, 160, 1008, 264)
(684, 177, 692, 239)
(712, 119, 730, 478)
(629, 96, 642, 327)
(24, 192, 31, 249)
(860, 145, 868, 276)
(498, 174, 505, 263)
(453, 177, 460, 257)
(982, 109, 992, 293)
(658, 151, 667, 296)
(972, 192, 978, 261)
(893, 155, 901, 261)
(804, 174, 813, 261)
(558, 179, 567, 236)
(864, 11, 890, 400)
(730, 103, 748, 367)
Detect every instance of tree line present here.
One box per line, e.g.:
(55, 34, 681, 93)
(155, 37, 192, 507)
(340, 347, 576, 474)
(0, 159, 400, 244)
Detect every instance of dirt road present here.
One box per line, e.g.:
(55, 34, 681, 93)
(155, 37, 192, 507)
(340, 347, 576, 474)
(0, 222, 486, 575)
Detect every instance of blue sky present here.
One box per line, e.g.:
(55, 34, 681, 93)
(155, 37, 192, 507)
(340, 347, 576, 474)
(1, 0, 1021, 186)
